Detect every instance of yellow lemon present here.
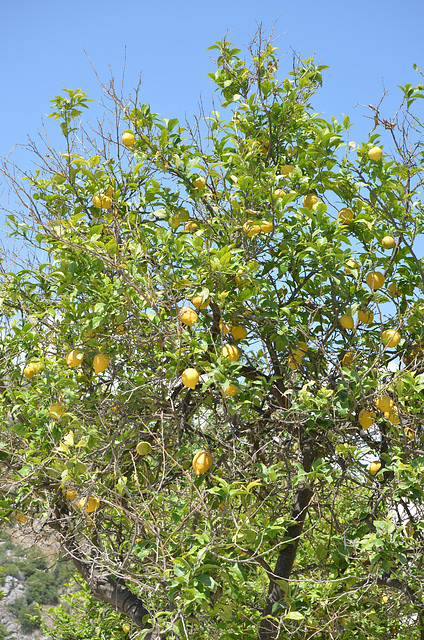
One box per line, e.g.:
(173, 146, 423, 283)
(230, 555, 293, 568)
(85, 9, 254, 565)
(358, 409, 376, 430)
(384, 406, 399, 425)
(375, 395, 393, 413)
(23, 362, 41, 379)
(192, 450, 212, 475)
(191, 296, 209, 310)
(122, 132, 135, 147)
(66, 349, 84, 367)
(78, 496, 100, 513)
(92, 194, 102, 208)
(303, 194, 319, 210)
(182, 368, 199, 389)
(368, 146, 382, 161)
(179, 307, 198, 326)
(49, 402, 65, 419)
(243, 222, 261, 237)
(339, 314, 354, 330)
(260, 221, 274, 233)
(366, 271, 385, 290)
(342, 352, 354, 368)
(66, 489, 77, 501)
(101, 195, 112, 210)
(93, 353, 110, 374)
(382, 329, 401, 348)
(387, 282, 401, 298)
(281, 164, 295, 176)
(186, 221, 199, 232)
(222, 344, 240, 362)
(358, 308, 374, 325)
(16, 512, 28, 524)
(338, 207, 354, 224)
(382, 235, 395, 250)
(193, 176, 206, 191)
(369, 461, 382, 476)
(231, 325, 248, 341)
(169, 215, 181, 229)
(122, 624, 131, 634)
(345, 260, 360, 275)
(136, 441, 152, 456)
(273, 189, 286, 199)
(219, 320, 230, 335)
(223, 384, 238, 398)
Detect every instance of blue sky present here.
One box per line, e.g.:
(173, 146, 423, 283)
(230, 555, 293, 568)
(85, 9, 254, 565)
(1, 0, 423, 228)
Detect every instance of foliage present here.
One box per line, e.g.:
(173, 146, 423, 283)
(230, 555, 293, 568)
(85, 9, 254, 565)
(1, 28, 424, 640)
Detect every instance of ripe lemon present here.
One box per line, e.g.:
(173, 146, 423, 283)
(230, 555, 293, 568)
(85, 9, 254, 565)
(78, 496, 100, 513)
(105, 184, 114, 197)
(66, 349, 84, 368)
(382, 329, 401, 348)
(260, 221, 274, 233)
(243, 222, 261, 237)
(66, 489, 77, 501)
(49, 402, 65, 419)
(358, 409, 376, 430)
(358, 308, 373, 324)
(339, 314, 354, 330)
(179, 307, 198, 326)
(345, 260, 360, 275)
(303, 194, 319, 210)
(92, 194, 102, 208)
(281, 165, 295, 176)
(384, 406, 399, 425)
(368, 146, 382, 161)
(222, 344, 240, 362)
(122, 624, 131, 634)
(231, 325, 247, 341)
(182, 368, 199, 389)
(101, 195, 112, 210)
(369, 461, 382, 476)
(366, 271, 385, 291)
(382, 235, 395, 250)
(273, 189, 286, 199)
(169, 215, 181, 229)
(219, 320, 230, 335)
(375, 395, 393, 413)
(122, 132, 135, 147)
(387, 282, 400, 298)
(223, 384, 238, 398)
(338, 207, 354, 224)
(186, 221, 199, 232)
(192, 450, 212, 475)
(23, 362, 41, 379)
(93, 353, 110, 374)
(342, 352, 354, 368)
(191, 296, 209, 310)
(193, 176, 206, 191)
(16, 512, 28, 524)
(136, 441, 152, 456)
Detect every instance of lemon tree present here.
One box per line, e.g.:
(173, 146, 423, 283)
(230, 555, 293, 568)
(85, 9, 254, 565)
(1, 32, 424, 640)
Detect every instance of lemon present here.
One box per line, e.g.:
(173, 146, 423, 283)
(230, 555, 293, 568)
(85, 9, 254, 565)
(342, 352, 354, 368)
(122, 132, 135, 147)
(369, 461, 382, 476)
(231, 325, 247, 341)
(366, 271, 385, 291)
(105, 184, 114, 197)
(338, 207, 354, 224)
(122, 624, 131, 634)
(375, 395, 393, 413)
(222, 344, 240, 362)
(273, 189, 285, 199)
(92, 194, 102, 208)
(219, 320, 230, 335)
(382, 235, 395, 250)
(49, 402, 65, 419)
(193, 176, 206, 191)
(169, 215, 181, 229)
(345, 260, 360, 275)
(186, 221, 199, 232)
(16, 512, 28, 524)
(288, 357, 299, 371)
(358, 409, 376, 430)
(179, 307, 198, 326)
(243, 223, 261, 237)
(339, 314, 354, 330)
(192, 450, 212, 475)
(66, 489, 77, 501)
(260, 221, 274, 233)
(382, 329, 401, 348)
(387, 282, 401, 298)
(182, 368, 199, 389)
(101, 195, 112, 210)
(78, 496, 100, 513)
(358, 308, 373, 324)
(93, 353, 110, 374)
(368, 146, 382, 161)
(136, 441, 152, 456)
(384, 406, 399, 425)
(223, 384, 238, 398)
(302, 194, 319, 210)
(23, 362, 41, 379)
(66, 349, 84, 367)
(281, 165, 295, 176)
(192, 296, 209, 310)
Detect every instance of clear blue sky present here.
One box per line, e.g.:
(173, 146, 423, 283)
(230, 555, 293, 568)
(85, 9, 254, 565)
(1, 0, 423, 226)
